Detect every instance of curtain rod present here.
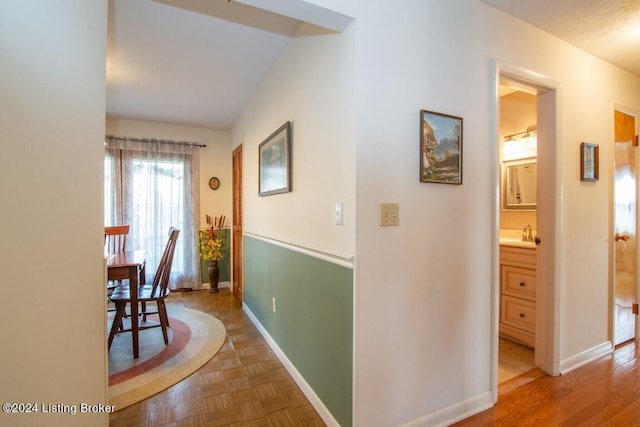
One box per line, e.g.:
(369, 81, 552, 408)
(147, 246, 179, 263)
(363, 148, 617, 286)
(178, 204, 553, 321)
(105, 134, 207, 148)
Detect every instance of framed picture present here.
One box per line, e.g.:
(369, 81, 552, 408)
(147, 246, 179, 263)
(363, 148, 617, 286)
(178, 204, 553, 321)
(580, 142, 599, 181)
(420, 110, 463, 184)
(259, 121, 292, 196)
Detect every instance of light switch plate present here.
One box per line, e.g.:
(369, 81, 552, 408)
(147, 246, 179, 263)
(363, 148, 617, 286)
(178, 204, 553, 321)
(335, 203, 343, 225)
(380, 203, 399, 226)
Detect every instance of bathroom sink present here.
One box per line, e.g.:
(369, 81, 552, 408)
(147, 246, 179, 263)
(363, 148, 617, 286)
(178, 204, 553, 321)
(499, 237, 536, 248)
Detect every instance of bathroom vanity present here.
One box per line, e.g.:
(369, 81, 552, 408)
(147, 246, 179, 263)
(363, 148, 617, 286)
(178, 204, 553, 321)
(499, 242, 536, 348)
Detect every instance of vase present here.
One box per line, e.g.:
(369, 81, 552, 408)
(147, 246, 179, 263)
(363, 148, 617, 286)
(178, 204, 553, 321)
(207, 260, 220, 293)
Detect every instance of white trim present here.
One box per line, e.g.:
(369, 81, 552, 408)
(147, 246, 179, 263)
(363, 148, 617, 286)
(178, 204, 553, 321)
(243, 303, 340, 427)
(202, 281, 231, 290)
(399, 391, 494, 427)
(559, 341, 613, 374)
(244, 231, 354, 268)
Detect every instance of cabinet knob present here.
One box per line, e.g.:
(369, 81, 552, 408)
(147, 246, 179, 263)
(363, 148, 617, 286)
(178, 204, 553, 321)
(519, 313, 525, 318)
(519, 282, 526, 287)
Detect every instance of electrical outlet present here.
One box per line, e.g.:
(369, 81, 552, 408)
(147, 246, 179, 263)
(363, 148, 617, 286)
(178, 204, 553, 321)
(272, 297, 277, 313)
(380, 203, 399, 226)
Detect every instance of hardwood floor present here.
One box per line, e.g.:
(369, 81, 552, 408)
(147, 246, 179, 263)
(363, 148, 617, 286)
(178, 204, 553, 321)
(454, 340, 640, 426)
(109, 288, 326, 427)
(111, 289, 640, 426)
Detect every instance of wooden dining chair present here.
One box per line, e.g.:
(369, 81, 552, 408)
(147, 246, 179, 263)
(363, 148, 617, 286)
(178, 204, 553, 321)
(105, 225, 130, 254)
(105, 225, 131, 302)
(108, 227, 180, 350)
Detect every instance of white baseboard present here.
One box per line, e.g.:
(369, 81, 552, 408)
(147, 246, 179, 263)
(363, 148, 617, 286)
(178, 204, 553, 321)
(559, 341, 613, 374)
(242, 303, 340, 427)
(202, 281, 230, 290)
(399, 391, 493, 427)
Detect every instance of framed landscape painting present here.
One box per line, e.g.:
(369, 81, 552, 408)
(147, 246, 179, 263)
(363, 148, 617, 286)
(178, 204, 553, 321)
(420, 110, 463, 184)
(259, 121, 291, 196)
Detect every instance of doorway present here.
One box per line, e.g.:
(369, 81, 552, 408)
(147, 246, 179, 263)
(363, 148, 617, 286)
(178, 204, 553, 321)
(492, 62, 561, 397)
(497, 80, 538, 385)
(612, 109, 637, 346)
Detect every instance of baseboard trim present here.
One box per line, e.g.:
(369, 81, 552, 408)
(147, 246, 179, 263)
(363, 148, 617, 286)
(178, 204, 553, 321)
(399, 391, 494, 427)
(559, 341, 613, 374)
(202, 281, 230, 290)
(242, 303, 340, 427)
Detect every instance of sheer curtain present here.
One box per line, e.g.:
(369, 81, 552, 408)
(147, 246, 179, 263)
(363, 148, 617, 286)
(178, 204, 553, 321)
(105, 136, 201, 290)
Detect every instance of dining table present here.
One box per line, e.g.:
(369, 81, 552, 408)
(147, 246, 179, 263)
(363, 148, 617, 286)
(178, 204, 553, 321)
(106, 250, 146, 358)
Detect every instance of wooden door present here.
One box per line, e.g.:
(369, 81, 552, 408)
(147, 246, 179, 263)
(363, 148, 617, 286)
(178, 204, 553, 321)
(232, 145, 243, 302)
(613, 110, 637, 345)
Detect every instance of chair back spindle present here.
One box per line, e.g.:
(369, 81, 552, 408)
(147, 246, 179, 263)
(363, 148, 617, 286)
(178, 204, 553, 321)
(150, 227, 180, 297)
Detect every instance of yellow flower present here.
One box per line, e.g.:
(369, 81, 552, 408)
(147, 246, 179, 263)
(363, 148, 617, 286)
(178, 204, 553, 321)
(199, 214, 226, 261)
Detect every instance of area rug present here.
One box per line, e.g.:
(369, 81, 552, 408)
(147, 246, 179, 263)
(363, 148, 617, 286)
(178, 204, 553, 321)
(108, 305, 226, 411)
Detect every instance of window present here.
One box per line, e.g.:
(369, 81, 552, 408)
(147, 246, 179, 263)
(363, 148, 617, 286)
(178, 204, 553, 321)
(105, 136, 200, 289)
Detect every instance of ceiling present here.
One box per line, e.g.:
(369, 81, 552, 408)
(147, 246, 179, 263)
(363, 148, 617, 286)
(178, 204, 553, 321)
(106, 0, 640, 130)
(482, 0, 640, 78)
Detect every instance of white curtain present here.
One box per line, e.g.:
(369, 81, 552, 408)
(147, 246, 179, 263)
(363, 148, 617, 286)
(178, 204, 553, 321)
(105, 135, 201, 290)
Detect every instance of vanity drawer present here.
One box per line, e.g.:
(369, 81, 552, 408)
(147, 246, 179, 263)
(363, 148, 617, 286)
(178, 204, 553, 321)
(500, 245, 536, 268)
(501, 295, 536, 333)
(501, 265, 536, 301)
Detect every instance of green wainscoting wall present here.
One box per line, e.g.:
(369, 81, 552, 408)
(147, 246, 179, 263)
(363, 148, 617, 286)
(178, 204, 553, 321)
(244, 236, 353, 427)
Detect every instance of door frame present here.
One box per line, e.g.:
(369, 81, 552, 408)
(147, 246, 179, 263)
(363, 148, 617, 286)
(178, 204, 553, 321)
(232, 144, 244, 302)
(490, 60, 562, 400)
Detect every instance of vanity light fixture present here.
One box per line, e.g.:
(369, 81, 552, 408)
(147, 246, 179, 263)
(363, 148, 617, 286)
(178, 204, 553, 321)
(502, 125, 537, 160)
(503, 125, 537, 142)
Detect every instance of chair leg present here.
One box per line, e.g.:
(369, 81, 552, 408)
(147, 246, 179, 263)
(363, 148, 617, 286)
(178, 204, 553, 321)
(157, 300, 169, 345)
(108, 302, 127, 350)
(140, 301, 147, 322)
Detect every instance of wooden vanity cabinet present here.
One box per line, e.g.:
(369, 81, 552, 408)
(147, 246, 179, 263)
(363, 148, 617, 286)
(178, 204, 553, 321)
(499, 245, 536, 348)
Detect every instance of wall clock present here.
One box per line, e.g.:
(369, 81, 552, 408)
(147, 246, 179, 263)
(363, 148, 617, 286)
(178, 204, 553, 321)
(208, 177, 220, 190)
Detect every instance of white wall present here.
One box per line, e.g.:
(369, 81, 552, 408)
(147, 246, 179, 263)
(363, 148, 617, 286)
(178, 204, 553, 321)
(353, 0, 640, 425)
(105, 117, 232, 228)
(231, 24, 356, 258)
(0, 1, 108, 426)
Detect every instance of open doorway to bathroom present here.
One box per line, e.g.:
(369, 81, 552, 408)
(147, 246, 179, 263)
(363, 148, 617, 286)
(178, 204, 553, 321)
(493, 65, 560, 395)
(497, 80, 539, 386)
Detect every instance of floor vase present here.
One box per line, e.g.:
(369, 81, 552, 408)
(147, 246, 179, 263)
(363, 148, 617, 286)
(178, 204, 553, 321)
(208, 260, 219, 293)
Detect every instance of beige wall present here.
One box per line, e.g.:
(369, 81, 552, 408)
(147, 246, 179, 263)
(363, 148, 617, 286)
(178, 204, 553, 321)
(231, 24, 356, 258)
(352, 0, 640, 425)
(0, 1, 109, 426)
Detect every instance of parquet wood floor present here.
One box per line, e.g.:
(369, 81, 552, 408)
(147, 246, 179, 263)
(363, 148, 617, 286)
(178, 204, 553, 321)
(454, 340, 640, 426)
(109, 288, 326, 427)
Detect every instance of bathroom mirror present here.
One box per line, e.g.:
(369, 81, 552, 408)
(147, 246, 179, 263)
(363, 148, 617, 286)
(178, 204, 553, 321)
(502, 158, 537, 210)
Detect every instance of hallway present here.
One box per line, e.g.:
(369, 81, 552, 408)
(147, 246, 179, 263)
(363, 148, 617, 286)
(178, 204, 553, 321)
(109, 289, 326, 426)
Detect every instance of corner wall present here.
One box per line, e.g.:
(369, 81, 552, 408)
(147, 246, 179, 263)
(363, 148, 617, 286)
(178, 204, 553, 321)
(0, 1, 109, 426)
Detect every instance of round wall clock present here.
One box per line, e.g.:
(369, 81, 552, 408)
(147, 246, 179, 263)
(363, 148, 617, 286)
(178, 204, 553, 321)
(208, 177, 220, 190)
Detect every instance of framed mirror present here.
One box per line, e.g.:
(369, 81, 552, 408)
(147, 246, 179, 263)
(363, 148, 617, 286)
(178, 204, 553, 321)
(502, 157, 537, 210)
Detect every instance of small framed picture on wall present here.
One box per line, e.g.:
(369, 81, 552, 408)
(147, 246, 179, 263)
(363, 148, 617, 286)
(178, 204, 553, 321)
(580, 142, 599, 182)
(259, 121, 292, 196)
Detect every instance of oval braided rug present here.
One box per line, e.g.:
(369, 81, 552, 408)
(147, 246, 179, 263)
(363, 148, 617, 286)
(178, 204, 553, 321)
(108, 305, 226, 411)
